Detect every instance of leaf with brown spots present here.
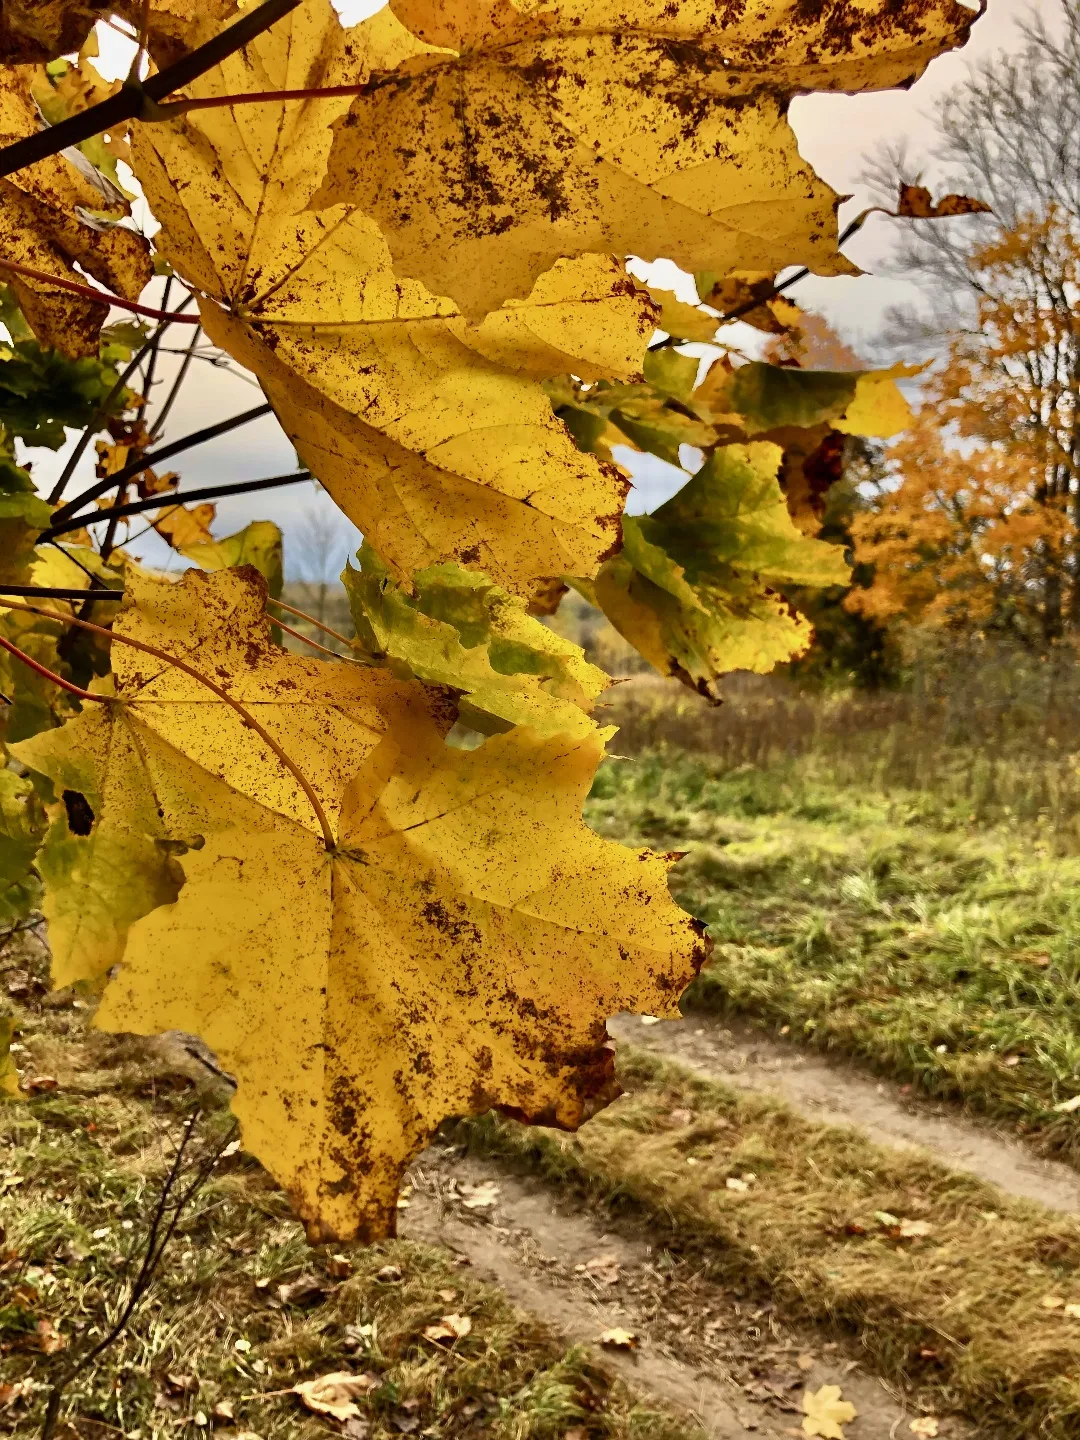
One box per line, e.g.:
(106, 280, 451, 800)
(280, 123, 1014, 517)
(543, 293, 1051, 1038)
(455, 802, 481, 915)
(96, 692, 705, 1241)
(12, 565, 434, 989)
(130, 0, 656, 601)
(314, 0, 979, 318)
(0, 69, 152, 356)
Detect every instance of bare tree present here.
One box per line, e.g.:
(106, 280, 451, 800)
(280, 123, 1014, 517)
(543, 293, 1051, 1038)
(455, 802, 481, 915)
(288, 487, 357, 623)
(864, 0, 1080, 350)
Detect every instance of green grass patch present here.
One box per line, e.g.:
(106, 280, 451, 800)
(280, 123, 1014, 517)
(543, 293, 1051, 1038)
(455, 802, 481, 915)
(459, 1047, 1080, 1440)
(588, 748, 1080, 1156)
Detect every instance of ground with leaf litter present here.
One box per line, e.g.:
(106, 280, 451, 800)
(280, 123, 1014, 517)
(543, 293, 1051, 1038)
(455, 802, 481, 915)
(17, 916, 1080, 1439)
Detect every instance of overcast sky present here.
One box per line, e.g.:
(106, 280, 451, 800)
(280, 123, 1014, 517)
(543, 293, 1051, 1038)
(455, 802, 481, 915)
(24, 0, 1063, 568)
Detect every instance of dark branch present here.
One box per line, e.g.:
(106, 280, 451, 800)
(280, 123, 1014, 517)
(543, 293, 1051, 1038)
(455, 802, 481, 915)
(47, 294, 197, 505)
(51, 403, 274, 526)
(0, 0, 304, 180)
(40, 470, 312, 541)
(0, 586, 121, 600)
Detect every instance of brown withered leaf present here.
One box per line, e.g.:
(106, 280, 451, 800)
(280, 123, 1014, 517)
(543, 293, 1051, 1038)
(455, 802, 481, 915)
(896, 182, 992, 219)
(0, 70, 152, 355)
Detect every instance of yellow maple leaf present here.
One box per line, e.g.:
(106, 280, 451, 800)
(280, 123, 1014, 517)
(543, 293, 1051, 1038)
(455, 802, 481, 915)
(12, 566, 436, 987)
(802, 1385, 857, 1439)
(152, 501, 217, 550)
(96, 694, 706, 1241)
(0, 69, 152, 356)
(314, 0, 977, 317)
(131, 0, 655, 601)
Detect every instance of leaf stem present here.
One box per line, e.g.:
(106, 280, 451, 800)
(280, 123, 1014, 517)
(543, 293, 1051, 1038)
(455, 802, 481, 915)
(0, 633, 106, 703)
(267, 598, 357, 650)
(0, 258, 201, 325)
(0, 0, 305, 180)
(150, 323, 202, 442)
(0, 599, 336, 849)
(51, 403, 274, 526)
(42, 470, 312, 541)
(154, 81, 373, 118)
(274, 616, 357, 660)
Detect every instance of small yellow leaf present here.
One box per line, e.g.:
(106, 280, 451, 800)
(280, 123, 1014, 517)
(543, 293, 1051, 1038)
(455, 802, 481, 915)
(802, 1384, 857, 1439)
(599, 1328, 638, 1351)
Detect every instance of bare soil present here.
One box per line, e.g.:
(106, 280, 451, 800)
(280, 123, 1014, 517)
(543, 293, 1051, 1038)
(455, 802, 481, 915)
(607, 1013, 1080, 1214)
(401, 1146, 922, 1439)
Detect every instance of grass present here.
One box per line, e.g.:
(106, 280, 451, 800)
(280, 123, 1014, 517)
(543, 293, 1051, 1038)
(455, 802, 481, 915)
(587, 745, 1080, 1158)
(458, 1047, 1080, 1440)
(0, 933, 701, 1440)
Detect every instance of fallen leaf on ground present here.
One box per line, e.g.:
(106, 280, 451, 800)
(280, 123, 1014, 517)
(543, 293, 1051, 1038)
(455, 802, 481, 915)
(276, 1275, 327, 1306)
(327, 1254, 352, 1279)
(211, 1401, 234, 1421)
(460, 1181, 501, 1210)
(24, 1075, 57, 1094)
(1054, 1095, 1080, 1114)
(726, 1177, 750, 1193)
(375, 1265, 403, 1284)
(796, 1354, 815, 1371)
(292, 1373, 379, 1421)
(35, 1319, 66, 1354)
(1041, 1295, 1065, 1309)
(599, 1328, 638, 1350)
(576, 1254, 621, 1285)
(668, 1108, 693, 1127)
(802, 1384, 857, 1439)
(909, 1419, 940, 1438)
(898, 1219, 933, 1239)
(1065, 1304, 1080, 1319)
(422, 1313, 472, 1343)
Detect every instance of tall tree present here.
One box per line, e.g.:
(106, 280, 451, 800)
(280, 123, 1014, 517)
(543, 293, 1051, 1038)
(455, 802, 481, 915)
(849, 212, 1080, 642)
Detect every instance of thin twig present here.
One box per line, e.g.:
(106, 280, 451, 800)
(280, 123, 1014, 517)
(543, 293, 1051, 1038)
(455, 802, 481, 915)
(0, 599, 335, 848)
(0, 0, 305, 180)
(0, 587, 121, 600)
(48, 295, 196, 505)
(39, 1111, 237, 1440)
(648, 213, 869, 350)
(0, 258, 200, 326)
(0, 633, 105, 702)
(150, 324, 202, 441)
(268, 598, 357, 650)
(41, 471, 312, 541)
(275, 615, 358, 660)
(51, 403, 274, 525)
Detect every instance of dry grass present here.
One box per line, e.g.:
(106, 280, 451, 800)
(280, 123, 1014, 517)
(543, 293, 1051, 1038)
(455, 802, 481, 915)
(459, 1048, 1080, 1440)
(0, 934, 699, 1440)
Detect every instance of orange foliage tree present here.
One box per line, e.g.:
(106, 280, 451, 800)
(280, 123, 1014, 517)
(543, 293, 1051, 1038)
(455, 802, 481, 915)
(849, 211, 1080, 645)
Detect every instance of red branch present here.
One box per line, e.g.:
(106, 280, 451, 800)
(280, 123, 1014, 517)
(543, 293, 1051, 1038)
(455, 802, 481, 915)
(0, 257, 201, 325)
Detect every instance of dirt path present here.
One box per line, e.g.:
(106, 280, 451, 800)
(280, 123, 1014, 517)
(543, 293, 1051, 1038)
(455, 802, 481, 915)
(401, 1145, 924, 1439)
(608, 1012, 1080, 1213)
